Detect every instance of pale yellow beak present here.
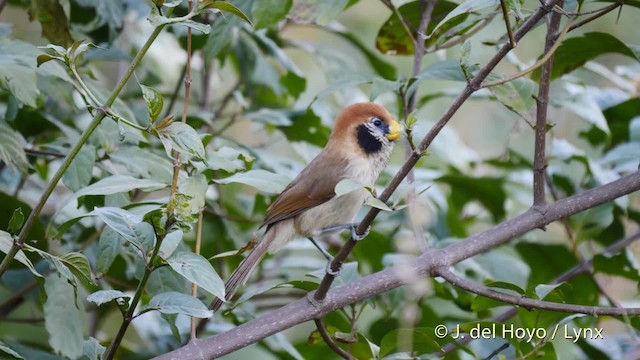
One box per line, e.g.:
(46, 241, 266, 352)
(386, 119, 402, 141)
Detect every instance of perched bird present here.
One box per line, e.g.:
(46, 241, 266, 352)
(210, 102, 401, 312)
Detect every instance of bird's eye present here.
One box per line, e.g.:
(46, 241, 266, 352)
(372, 118, 383, 127)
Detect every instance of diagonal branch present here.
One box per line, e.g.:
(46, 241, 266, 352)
(313, 0, 564, 302)
(435, 267, 640, 316)
(154, 169, 640, 360)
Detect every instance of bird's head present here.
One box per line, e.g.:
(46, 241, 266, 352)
(330, 102, 402, 157)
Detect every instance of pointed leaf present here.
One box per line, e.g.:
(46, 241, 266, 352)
(60, 252, 96, 288)
(0, 231, 42, 277)
(166, 252, 225, 300)
(213, 169, 290, 194)
(140, 84, 164, 122)
(146, 291, 213, 318)
(198, 0, 253, 26)
(44, 275, 84, 359)
(87, 290, 131, 306)
(157, 122, 207, 161)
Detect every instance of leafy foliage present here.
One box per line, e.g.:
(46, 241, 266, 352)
(0, 0, 639, 359)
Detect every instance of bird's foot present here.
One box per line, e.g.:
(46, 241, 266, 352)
(351, 224, 370, 241)
(325, 258, 340, 276)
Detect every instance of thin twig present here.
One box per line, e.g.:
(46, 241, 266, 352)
(436, 266, 640, 315)
(565, 3, 621, 34)
(483, 342, 510, 360)
(379, 0, 417, 47)
(430, 14, 495, 52)
(314, 318, 353, 360)
(190, 209, 204, 340)
(481, 17, 573, 88)
(532, 0, 563, 206)
(499, 0, 516, 48)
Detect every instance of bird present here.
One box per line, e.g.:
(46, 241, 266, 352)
(210, 102, 401, 312)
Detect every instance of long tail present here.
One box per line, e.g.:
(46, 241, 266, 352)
(209, 229, 275, 312)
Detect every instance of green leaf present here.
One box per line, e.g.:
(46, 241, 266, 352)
(332, 30, 397, 80)
(87, 289, 131, 306)
(0, 340, 24, 359)
(159, 229, 183, 259)
(32, 0, 74, 47)
(82, 338, 105, 360)
(166, 251, 225, 300)
(44, 274, 84, 359)
(431, 0, 498, 36)
(65, 175, 167, 209)
(534, 283, 564, 299)
(535, 32, 640, 80)
(437, 174, 506, 221)
(140, 84, 164, 122)
(36, 53, 64, 66)
(198, 0, 253, 26)
(484, 280, 525, 295)
(487, 75, 537, 114)
(109, 147, 174, 184)
(96, 227, 123, 273)
(90, 207, 156, 253)
(0, 230, 42, 277)
(365, 197, 393, 211)
(213, 169, 291, 194)
(145, 291, 213, 318)
(0, 120, 28, 172)
(7, 208, 24, 235)
(335, 179, 365, 196)
(179, 174, 207, 214)
(62, 144, 96, 192)
(376, 0, 466, 55)
(90, 207, 141, 242)
(277, 109, 331, 147)
(60, 252, 96, 288)
(252, 0, 292, 28)
(288, 0, 349, 25)
(24, 245, 74, 285)
(157, 122, 207, 161)
(593, 251, 640, 281)
(206, 146, 251, 172)
(0, 41, 39, 107)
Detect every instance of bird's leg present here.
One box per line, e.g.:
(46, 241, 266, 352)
(316, 223, 371, 241)
(306, 237, 339, 276)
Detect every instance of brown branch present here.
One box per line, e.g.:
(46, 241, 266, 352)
(314, 318, 353, 360)
(533, 1, 563, 207)
(437, 230, 640, 355)
(499, 0, 516, 48)
(436, 267, 640, 315)
(154, 169, 640, 360)
(313, 0, 563, 302)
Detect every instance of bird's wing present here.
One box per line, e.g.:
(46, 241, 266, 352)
(261, 153, 348, 228)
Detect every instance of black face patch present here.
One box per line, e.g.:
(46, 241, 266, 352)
(356, 124, 383, 154)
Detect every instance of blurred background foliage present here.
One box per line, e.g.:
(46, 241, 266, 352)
(0, 0, 639, 359)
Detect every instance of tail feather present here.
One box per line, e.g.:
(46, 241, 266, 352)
(209, 230, 274, 312)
